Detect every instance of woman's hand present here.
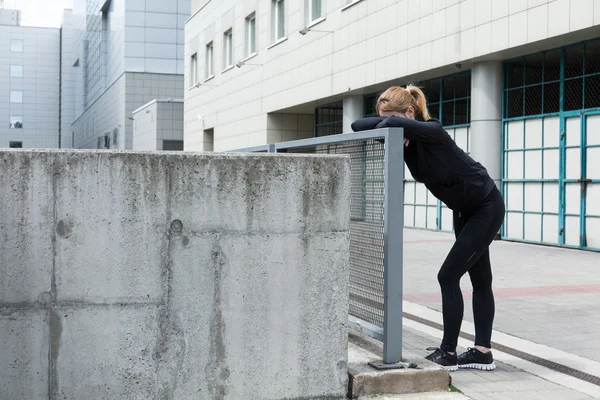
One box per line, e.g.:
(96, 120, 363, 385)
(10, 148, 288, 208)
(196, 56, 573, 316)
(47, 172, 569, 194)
(404, 139, 410, 147)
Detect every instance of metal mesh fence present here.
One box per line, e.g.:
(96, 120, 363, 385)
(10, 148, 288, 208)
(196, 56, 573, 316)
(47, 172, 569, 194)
(282, 139, 386, 327)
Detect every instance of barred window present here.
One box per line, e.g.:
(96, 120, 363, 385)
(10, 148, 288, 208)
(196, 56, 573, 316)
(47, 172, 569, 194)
(315, 101, 343, 137)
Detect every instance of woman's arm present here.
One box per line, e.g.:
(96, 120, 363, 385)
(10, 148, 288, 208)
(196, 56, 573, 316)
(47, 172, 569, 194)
(375, 117, 445, 143)
(351, 117, 386, 132)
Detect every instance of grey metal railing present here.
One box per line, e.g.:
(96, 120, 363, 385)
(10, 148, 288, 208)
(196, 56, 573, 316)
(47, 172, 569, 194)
(232, 128, 405, 365)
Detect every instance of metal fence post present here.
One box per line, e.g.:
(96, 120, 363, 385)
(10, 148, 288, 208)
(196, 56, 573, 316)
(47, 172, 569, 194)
(382, 128, 404, 365)
(267, 144, 276, 153)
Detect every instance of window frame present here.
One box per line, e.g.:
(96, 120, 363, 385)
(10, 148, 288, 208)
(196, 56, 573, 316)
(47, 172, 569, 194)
(307, 0, 323, 24)
(223, 29, 233, 70)
(205, 41, 214, 79)
(9, 116, 23, 129)
(273, 0, 286, 42)
(10, 65, 23, 78)
(246, 13, 257, 57)
(10, 91, 23, 103)
(190, 53, 198, 85)
(10, 39, 23, 52)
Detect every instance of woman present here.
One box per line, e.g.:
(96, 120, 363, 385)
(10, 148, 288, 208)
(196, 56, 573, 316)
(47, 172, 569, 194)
(352, 85, 505, 371)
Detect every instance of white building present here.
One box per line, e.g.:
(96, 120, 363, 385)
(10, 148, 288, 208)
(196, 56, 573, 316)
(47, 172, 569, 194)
(185, 0, 600, 251)
(65, 0, 191, 149)
(132, 98, 184, 151)
(0, 8, 60, 148)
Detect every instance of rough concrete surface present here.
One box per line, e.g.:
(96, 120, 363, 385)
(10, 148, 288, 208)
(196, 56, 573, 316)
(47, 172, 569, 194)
(0, 150, 351, 400)
(348, 331, 450, 398)
(360, 393, 471, 400)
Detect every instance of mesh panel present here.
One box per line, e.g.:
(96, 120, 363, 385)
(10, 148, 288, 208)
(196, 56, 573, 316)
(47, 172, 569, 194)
(565, 78, 583, 111)
(284, 139, 386, 327)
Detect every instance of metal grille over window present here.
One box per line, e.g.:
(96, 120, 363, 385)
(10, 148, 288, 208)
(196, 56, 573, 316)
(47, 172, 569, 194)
(284, 139, 386, 327)
(502, 38, 600, 251)
(315, 101, 343, 137)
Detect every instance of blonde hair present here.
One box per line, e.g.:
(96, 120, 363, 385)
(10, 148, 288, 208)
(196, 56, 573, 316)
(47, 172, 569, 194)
(376, 85, 431, 121)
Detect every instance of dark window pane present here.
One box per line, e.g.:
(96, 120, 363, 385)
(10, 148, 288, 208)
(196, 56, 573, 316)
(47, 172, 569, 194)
(422, 79, 441, 103)
(163, 140, 184, 151)
(543, 82, 560, 113)
(455, 99, 469, 125)
(564, 78, 583, 110)
(585, 74, 600, 109)
(525, 53, 544, 86)
(506, 89, 524, 118)
(428, 103, 440, 120)
(505, 61, 525, 89)
(544, 50, 561, 81)
(565, 45, 585, 78)
(585, 40, 600, 75)
(524, 85, 543, 116)
(441, 101, 454, 126)
(442, 77, 455, 100)
(455, 73, 471, 98)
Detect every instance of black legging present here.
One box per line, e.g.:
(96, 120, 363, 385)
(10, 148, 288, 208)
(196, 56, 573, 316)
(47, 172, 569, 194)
(438, 186, 505, 353)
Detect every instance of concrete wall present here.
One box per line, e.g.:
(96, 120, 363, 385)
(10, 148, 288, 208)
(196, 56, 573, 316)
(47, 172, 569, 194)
(0, 24, 60, 148)
(184, 0, 600, 151)
(0, 150, 350, 400)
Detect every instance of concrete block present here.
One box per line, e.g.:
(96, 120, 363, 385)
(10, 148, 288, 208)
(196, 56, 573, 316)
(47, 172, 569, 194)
(0, 310, 49, 400)
(56, 306, 160, 399)
(348, 333, 451, 398)
(0, 152, 53, 304)
(167, 230, 350, 398)
(54, 152, 168, 304)
(168, 153, 350, 234)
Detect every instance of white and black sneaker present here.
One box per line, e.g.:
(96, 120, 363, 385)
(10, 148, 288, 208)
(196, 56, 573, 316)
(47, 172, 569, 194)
(425, 347, 458, 371)
(457, 348, 496, 371)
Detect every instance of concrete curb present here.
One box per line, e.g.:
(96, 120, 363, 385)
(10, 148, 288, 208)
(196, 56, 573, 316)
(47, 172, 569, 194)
(348, 331, 451, 398)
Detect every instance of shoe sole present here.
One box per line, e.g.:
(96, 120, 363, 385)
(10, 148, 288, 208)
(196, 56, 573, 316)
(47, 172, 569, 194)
(443, 365, 458, 371)
(458, 362, 496, 371)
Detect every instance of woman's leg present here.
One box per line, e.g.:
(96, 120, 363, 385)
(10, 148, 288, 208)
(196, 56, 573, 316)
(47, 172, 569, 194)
(437, 190, 504, 354)
(468, 249, 495, 351)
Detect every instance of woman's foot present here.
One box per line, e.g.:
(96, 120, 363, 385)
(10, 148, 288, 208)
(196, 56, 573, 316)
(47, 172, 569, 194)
(425, 347, 458, 371)
(457, 347, 496, 371)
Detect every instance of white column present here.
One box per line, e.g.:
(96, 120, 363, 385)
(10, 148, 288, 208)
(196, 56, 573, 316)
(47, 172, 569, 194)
(343, 95, 364, 134)
(470, 61, 503, 188)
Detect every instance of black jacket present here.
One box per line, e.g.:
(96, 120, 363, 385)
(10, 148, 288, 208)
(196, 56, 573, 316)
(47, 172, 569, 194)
(351, 116, 496, 213)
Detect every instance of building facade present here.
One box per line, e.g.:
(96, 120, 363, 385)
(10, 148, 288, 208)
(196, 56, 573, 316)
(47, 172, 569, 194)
(66, 0, 190, 149)
(185, 0, 600, 251)
(0, 9, 60, 148)
(132, 98, 184, 150)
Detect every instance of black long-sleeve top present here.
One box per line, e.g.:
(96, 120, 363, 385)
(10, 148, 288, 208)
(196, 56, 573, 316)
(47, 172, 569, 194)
(351, 116, 496, 213)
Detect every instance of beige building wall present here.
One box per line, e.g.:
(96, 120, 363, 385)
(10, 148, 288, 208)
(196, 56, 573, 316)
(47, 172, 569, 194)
(184, 0, 600, 151)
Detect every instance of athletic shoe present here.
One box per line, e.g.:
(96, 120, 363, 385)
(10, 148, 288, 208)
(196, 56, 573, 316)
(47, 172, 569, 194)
(457, 347, 496, 371)
(425, 347, 458, 371)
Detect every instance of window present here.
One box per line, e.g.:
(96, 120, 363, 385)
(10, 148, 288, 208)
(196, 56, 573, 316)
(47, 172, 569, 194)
(190, 53, 198, 85)
(272, 0, 286, 42)
(307, 0, 322, 24)
(9, 117, 23, 129)
(10, 39, 23, 52)
(315, 101, 343, 137)
(246, 14, 257, 57)
(10, 91, 23, 103)
(163, 140, 184, 151)
(224, 29, 233, 69)
(10, 66, 23, 78)
(205, 42, 214, 78)
(9, 142, 23, 148)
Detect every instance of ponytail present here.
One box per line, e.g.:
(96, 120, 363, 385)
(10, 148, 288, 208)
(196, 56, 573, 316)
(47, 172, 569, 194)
(406, 85, 431, 121)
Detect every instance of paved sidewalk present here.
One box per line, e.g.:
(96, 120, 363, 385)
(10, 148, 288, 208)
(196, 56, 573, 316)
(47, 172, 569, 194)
(402, 228, 600, 362)
(402, 325, 595, 400)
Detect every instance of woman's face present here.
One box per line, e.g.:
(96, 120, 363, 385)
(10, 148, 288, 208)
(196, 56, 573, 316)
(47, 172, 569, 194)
(379, 107, 415, 119)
